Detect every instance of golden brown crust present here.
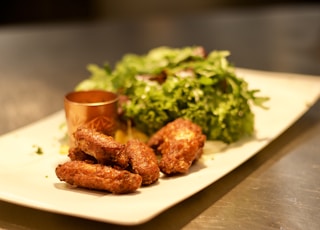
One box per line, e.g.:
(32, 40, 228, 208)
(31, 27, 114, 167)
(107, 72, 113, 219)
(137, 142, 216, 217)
(68, 147, 97, 163)
(148, 118, 206, 175)
(55, 161, 142, 194)
(73, 127, 128, 168)
(125, 139, 160, 185)
(56, 118, 206, 194)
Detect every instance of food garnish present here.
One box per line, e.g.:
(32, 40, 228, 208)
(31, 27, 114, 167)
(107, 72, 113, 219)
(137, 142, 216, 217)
(32, 144, 43, 155)
(76, 46, 269, 143)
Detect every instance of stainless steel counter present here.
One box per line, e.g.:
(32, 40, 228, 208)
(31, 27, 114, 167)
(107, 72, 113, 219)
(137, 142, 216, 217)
(0, 4, 319, 230)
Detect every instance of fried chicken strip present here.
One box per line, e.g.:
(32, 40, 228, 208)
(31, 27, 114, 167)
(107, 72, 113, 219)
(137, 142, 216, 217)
(148, 118, 206, 175)
(125, 139, 160, 185)
(73, 127, 128, 168)
(55, 161, 142, 194)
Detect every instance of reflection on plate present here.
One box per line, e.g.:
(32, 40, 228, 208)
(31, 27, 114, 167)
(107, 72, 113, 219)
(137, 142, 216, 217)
(0, 69, 319, 225)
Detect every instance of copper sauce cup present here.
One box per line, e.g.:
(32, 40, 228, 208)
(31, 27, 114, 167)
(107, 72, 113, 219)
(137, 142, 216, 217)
(64, 90, 118, 148)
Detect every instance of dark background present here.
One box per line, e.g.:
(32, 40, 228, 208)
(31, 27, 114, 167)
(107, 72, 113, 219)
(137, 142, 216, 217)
(1, 0, 318, 25)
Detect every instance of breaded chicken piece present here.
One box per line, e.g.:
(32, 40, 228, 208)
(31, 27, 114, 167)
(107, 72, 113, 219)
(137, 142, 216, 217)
(55, 161, 142, 194)
(73, 127, 128, 168)
(68, 147, 97, 164)
(125, 139, 160, 185)
(148, 118, 206, 175)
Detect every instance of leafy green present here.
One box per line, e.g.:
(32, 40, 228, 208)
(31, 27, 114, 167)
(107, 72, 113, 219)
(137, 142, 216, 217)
(76, 46, 269, 143)
(75, 64, 114, 91)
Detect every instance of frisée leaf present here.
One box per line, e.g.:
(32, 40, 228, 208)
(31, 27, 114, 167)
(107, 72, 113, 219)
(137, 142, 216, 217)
(76, 46, 269, 143)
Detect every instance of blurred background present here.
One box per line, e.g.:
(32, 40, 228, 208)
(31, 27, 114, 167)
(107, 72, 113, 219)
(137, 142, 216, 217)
(0, 0, 319, 136)
(0, 0, 318, 25)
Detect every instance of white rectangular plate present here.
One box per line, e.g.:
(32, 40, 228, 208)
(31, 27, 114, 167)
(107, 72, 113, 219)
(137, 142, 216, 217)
(0, 69, 319, 225)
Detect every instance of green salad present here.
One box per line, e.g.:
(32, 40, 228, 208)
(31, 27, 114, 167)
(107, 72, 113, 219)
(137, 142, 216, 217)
(76, 46, 269, 143)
